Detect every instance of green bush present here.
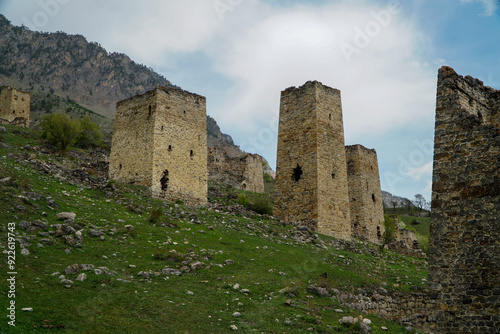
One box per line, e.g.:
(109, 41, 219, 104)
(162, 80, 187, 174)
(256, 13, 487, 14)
(41, 113, 80, 150)
(249, 195, 273, 215)
(379, 215, 397, 254)
(237, 193, 251, 207)
(75, 115, 103, 148)
(149, 207, 163, 223)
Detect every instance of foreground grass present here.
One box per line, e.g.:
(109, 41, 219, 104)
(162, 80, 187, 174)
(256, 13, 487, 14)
(0, 125, 427, 333)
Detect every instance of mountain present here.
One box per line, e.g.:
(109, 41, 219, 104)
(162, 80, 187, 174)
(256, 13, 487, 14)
(0, 14, 269, 170)
(0, 14, 174, 118)
(381, 190, 413, 209)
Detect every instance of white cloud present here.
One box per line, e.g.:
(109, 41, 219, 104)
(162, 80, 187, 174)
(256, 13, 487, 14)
(405, 161, 433, 181)
(461, 0, 498, 15)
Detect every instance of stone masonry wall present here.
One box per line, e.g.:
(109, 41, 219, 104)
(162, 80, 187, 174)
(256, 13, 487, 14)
(429, 66, 499, 333)
(275, 81, 351, 240)
(208, 147, 264, 193)
(0, 86, 30, 127)
(110, 86, 207, 206)
(346, 144, 385, 244)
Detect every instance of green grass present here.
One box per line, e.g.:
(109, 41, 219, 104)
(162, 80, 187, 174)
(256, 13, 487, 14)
(0, 125, 427, 333)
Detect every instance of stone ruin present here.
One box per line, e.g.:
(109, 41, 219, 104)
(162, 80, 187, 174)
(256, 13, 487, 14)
(109, 85, 208, 206)
(428, 66, 499, 332)
(274, 81, 385, 242)
(208, 146, 264, 193)
(0, 85, 30, 127)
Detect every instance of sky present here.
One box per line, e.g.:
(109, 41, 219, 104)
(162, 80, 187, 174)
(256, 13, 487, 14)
(1, 0, 499, 202)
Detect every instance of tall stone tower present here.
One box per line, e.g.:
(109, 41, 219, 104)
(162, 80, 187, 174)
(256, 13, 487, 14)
(0, 86, 30, 127)
(109, 85, 207, 206)
(429, 67, 499, 332)
(274, 81, 351, 240)
(346, 144, 384, 244)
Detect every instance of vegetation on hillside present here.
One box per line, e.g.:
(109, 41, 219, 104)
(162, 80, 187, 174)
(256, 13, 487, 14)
(0, 124, 427, 333)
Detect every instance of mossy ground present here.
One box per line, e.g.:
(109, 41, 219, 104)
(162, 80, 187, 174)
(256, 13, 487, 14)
(0, 124, 427, 333)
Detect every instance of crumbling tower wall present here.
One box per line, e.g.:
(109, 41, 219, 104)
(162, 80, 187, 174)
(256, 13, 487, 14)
(0, 86, 30, 127)
(109, 86, 207, 206)
(346, 144, 384, 244)
(274, 81, 351, 240)
(429, 66, 499, 332)
(208, 147, 264, 193)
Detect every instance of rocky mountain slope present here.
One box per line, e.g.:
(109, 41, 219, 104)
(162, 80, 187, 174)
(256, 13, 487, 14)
(0, 14, 174, 118)
(381, 191, 413, 209)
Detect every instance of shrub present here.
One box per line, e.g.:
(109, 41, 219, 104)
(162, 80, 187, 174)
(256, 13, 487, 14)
(75, 115, 103, 148)
(237, 193, 251, 207)
(41, 113, 80, 150)
(379, 215, 397, 254)
(249, 195, 273, 215)
(149, 207, 163, 223)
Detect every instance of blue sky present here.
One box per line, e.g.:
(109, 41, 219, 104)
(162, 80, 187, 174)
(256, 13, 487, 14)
(1, 0, 499, 202)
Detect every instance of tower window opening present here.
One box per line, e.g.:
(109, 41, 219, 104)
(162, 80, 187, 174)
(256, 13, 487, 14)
(292, 164, 303, 182)
(168, 145, 172, 151)
(148, 105, 152, 115)
(190, 150, 194, 157)
(372, 194, 376, 202)
(161, 169, 169, 191)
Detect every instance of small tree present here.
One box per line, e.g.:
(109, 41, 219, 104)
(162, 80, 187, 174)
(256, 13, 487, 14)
(76, 115, 103, 148)
(403, 198, 413, 215)
(413, 194, 427, 216)
(41, 113, 80, 150)
(379, 215, 397, 254)
(391, 200, 397, 212)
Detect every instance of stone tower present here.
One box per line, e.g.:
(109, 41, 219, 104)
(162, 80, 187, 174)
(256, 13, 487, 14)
(274, 81, 351, 240)
(0, 86, 30, 127)
(109, 85, 207, 206)
(346, 144, 385, 244)
(429, 67, 499, 332)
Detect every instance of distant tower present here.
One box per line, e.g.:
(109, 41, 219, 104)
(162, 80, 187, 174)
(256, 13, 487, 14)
(274, 81, 351, 240)
(346, 144, 385, 244)
(429, 66, 499, 332)
(0, 86, 30, 127)
(109, 86, 207, 206)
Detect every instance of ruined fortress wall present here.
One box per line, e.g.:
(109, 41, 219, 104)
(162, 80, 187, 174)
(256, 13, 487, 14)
(242, 153, 264, 193)
(109, 86, 207, 206)
(346, 145, 385, 244)
(0, 86, 30, 127)
(429, 66, 500, 332)
(109, 90, 156, 186)
(208, 147, 264, 193)
(275, 81, 351, 240)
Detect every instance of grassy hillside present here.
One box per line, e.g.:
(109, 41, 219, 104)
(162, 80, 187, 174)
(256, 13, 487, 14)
(0, 125, 427, 333)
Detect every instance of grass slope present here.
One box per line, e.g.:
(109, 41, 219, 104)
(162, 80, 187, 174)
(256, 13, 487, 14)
(0, 125, 427, 333)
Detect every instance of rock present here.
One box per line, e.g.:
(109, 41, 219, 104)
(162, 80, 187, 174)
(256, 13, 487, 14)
(334, 309, 343, 313)
(21, 248, 30, 256)
(162, 268, 181, 276)
(18, 221, 31, 230)
(232, 312, 241, 317)
(0, 126, 5, 133)
(378, 287, 388, 296)
(307, 285, 330, 298)
(230, 325, 238, 331)
(225, 259, 234, 265)
(359, 322, 371, 333)
(381, 327, 388, 331)
(93, 269, 104, 275)
(284, 320, 292, 326)
(60, 279, 74, 285)
(57, 212, 76, 221)
(240, 289, 250, 294)
(16, 205, 26, 211)
(46, 198, 59, 208)
(39, 238, 52, 245)
(89, 230, 103, 237)
(186, 290, 194, 295)
(22, 307, 33, 312)
(79, 264, 94, 271)
(76, 273, 87, 282)
(63, 235, 75, 245)
(233, 283, 240, 290)
(124, 225, 135, 233)
(284, 299, 292, 306)
(363, 319, 372, 325)
(405, 327, 413, 332)
(339, 316, 357, 325)
(190, 261, 204, 270)
(33, 220, 49, 230)
(0, 177, 11, 183)
(137, 271, 150, 279)
(0, 142, 12, 150)
(64, 264, 80, 275)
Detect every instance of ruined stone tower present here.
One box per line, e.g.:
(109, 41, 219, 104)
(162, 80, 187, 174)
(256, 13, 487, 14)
(109, 85, 207, 206)
(275, 81, 351, 240)
(429, 66, 499, 332)
(208, 147, 264, 193)
(0, 86, 30, 127)
(346, 145, 384, 244)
